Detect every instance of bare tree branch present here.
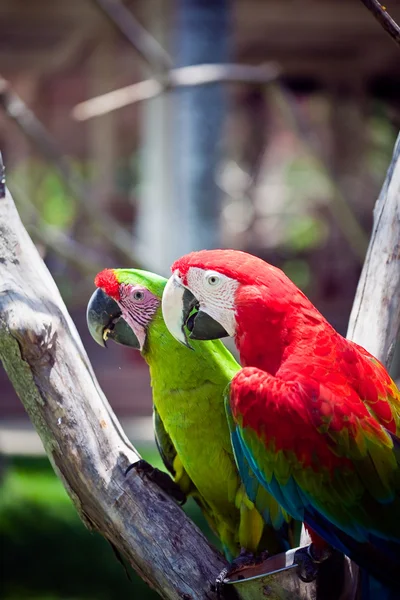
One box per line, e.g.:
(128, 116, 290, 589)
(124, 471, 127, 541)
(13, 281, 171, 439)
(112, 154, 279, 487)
(360, 0, 400, 48)
(0, 77, 137, 263)
(347, 132, 400, 366)
(72, 63, 279, 121)
(94, 0, 172, 72)
(0, 174, 231, 600)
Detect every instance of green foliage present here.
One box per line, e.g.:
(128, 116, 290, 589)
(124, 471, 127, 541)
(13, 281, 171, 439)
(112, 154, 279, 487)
(367, 108, 397, 183)
(276, 156, 331, 257)
(8, 160, 79, 230)
(285, 155, 333, 200)
(285, 215, 328, 252)
(0, 449, 218, 600)
(282, 259, 311, 291)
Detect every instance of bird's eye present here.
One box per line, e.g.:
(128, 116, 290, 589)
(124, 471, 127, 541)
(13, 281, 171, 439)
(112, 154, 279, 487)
(133, 290, 144, 301)
(205, 272, 221, 287)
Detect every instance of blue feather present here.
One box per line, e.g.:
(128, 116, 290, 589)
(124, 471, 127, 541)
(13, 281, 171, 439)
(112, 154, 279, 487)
(230, 415, 400, 593)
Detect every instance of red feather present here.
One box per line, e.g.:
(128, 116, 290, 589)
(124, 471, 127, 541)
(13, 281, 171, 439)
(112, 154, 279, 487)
(172, 249, 290, 288)
(175, 249, 400, 568)
(174, 250, 400, 437)
(95, 269, 120, 300)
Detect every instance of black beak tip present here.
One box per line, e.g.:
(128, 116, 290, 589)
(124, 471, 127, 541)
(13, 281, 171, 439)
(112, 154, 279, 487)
(86, 288, 120, 348)
(187, 310, 228, 341)
(86, 288, 141, 350)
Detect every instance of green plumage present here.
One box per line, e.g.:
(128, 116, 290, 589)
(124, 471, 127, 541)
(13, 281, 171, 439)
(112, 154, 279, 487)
(110, 269, 294, 559)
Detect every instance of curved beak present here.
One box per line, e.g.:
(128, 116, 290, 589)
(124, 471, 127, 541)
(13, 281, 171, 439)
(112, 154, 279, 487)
(186, 309, 229, 341)
(86, 288, 140, 349)
(162, 274, 228, 347)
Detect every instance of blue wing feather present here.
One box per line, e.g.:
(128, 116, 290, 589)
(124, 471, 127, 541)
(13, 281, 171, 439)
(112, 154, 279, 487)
(224, 386, 300, 545)
(228, 377, 400, 593)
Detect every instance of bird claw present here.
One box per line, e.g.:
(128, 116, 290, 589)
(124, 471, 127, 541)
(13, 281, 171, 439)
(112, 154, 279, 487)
(294, 544, 332, 583)
(214, 568, 229, 598)
(125, 459, 187, 505)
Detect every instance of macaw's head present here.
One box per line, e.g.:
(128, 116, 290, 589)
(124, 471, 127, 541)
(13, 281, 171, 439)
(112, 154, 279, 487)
(87, 268, 166, 352)
(162, 249, 301, 349)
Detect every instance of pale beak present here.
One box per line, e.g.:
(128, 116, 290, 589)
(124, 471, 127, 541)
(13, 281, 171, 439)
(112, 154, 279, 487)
(162, 273, 228, 347)
(162, 274, 196, 349)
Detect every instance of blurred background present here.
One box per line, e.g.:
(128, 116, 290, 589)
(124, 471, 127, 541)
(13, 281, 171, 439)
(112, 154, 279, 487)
(1, 0, 400, 598)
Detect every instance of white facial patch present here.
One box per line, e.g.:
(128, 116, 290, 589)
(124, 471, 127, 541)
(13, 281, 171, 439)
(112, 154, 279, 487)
(186, 267, 239, 336)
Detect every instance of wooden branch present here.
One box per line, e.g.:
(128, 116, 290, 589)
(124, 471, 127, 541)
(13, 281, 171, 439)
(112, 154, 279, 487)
(0, 77, 136, 263)
(359, 0, 400, 48)
(347, 132, 400, 367)
(72, 63, 279, 121)
(94, 0, 172, 72)
(0, 171, 233, 599)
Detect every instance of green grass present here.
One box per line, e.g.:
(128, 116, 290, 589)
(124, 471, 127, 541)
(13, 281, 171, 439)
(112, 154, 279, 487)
(0, 448, 220, 600)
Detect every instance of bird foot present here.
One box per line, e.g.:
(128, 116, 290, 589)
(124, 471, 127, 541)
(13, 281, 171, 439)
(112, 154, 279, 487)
(125, 459, 186, 505)
(215, 549, 269, 595)
(294, 544, 332, 582)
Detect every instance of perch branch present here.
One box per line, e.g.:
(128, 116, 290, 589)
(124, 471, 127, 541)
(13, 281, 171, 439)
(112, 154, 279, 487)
(347, 131, 400, 367)
(359, 0, 400, 48)
(72, 63, 279, 121)
(0, 166, 233, 600)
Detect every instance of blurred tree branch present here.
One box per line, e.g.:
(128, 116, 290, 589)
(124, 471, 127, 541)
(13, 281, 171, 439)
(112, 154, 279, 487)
(360, 0, 400, 47)
(0, 77, 137, 264)
(94, 0, 172, 73)
(76, 0, 278, 121)
(72, 63, 279, 121)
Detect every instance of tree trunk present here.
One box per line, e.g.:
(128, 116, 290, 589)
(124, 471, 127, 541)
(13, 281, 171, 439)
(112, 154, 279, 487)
(0, 165, 228, 600)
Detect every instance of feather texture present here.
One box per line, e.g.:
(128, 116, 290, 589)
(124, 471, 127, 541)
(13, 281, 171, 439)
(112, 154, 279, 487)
(171, 249, 400, 593)
(96, 267, 299, 559)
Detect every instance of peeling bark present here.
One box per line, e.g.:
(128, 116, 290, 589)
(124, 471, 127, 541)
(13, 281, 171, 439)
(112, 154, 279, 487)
(348, 132, 400, 367)
(0, 179, 229, 600)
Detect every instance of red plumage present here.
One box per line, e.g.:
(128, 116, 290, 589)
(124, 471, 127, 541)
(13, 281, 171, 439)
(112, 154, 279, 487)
(95, 269, 120, 300)
(172, 249, 399, 438)
(173, 249, 400, 584)
(173, 249, 288, 288)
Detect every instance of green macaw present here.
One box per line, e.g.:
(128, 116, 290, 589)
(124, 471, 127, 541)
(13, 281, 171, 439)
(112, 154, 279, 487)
(86, 267, 300, 564)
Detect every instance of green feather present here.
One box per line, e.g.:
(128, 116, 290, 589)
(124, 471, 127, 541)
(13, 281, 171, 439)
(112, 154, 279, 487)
(110, 268, 294, 558)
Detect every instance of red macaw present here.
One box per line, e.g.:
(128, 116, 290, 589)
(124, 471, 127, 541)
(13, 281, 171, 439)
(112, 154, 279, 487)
(162, 248, 400, 599)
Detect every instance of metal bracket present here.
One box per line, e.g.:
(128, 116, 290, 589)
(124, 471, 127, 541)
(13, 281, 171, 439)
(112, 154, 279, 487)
(224, 546, 316, 600)
(224, 545, 358, 600)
